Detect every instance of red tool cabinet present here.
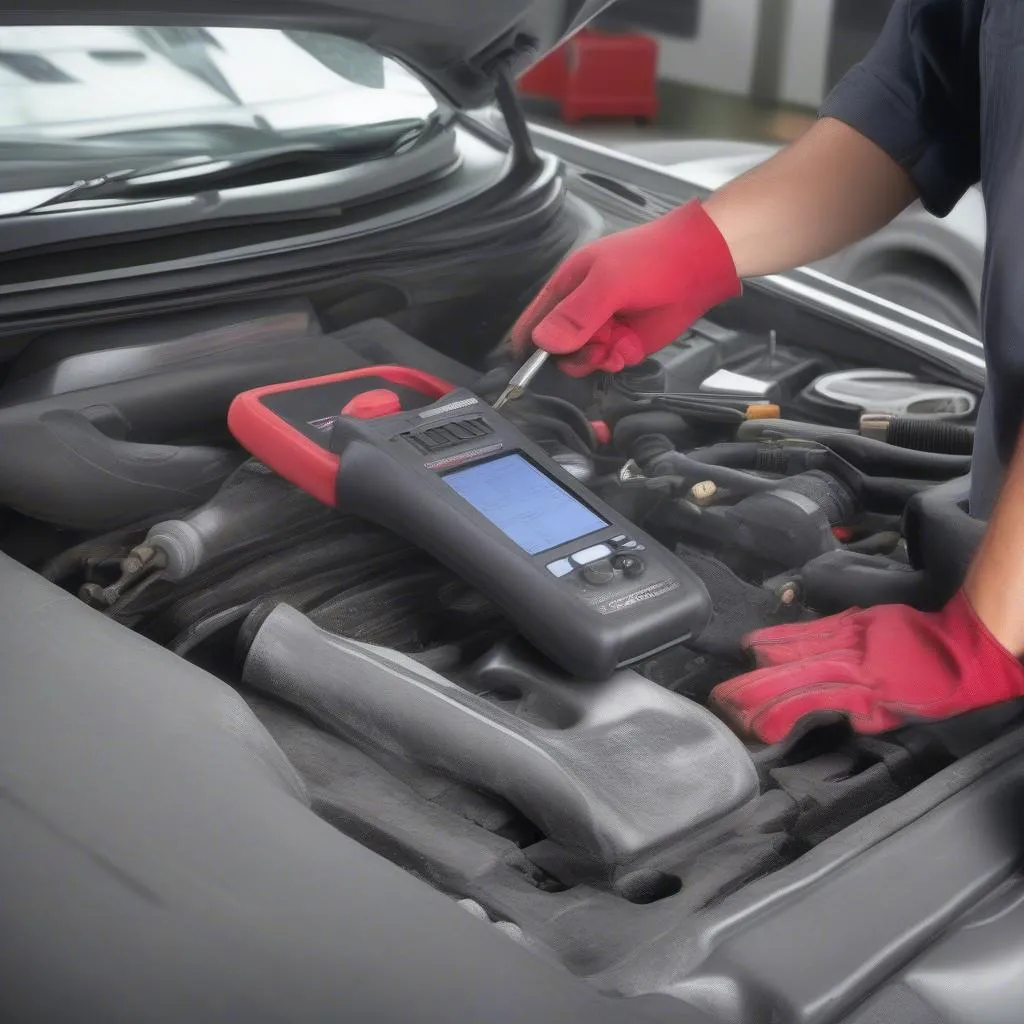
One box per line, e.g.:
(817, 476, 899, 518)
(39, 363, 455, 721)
(518, 28, 659, 124)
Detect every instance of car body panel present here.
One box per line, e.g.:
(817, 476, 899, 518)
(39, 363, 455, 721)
(0, 551, 698, 1024)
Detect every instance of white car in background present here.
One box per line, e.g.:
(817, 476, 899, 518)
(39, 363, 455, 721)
(616, 136, 986, 337)
(0, 24, 435, 138)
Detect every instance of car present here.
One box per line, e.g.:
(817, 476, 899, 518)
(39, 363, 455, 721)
(0, 5, 1015, 1024)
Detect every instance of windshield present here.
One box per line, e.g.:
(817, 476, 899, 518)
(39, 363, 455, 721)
(0, 26, 439, 188)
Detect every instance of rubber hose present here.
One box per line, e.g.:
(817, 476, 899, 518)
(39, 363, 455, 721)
(685, 442, 801, 478)
(613, 410, 694, 455)
(740, 420, 966, 478)
(736, 419, 857, 443)
(775, 471, 858, 526)
(523, 394, 596, 450)
(632, 434, 778, 495)
(682, 443, 767, 468)
(738, 418, 970, 478)
(815, 433, 969, 480)
(689, 439, 934, 512)
(886, 416, 974, 456)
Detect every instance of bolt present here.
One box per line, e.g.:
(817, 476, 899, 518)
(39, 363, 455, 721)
(689, 480, 717, 505)
(122, 545, 156, 576)
(618, 459, 645, 482)
(78, 582, 107, 608)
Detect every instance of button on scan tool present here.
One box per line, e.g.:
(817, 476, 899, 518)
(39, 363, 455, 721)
(570, 543, 613, 567)
(582, 560, 616, 586)
(612, 553, 645, 578)
(545, 558, 574, 578)
(611, 535, 640, 551)
(341, 389, 403, 419)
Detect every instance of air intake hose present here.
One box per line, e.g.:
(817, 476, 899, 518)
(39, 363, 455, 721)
(861, 414, 975, 456)
(739, 418, 970, 478)
(815, 433, 969, 480)
(774, 470, 858, 526)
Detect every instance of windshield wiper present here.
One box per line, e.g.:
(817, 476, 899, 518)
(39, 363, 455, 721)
(15, 116, 435, 215)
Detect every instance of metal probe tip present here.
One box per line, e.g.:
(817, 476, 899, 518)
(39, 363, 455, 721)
(492, 348, 550, 410)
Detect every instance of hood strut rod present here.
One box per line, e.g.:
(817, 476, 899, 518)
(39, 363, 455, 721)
(494, 61, 542, 173)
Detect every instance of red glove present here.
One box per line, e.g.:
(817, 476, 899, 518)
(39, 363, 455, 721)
(711, 590, 1024, 744)
(510, 200, 741, 377)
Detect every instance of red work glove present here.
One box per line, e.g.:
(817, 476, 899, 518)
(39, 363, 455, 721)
(510, 199, 741, 377)
(711, 590, 1024, 744)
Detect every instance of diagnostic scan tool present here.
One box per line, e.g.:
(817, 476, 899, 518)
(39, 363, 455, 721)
(229, 367, 711, 678)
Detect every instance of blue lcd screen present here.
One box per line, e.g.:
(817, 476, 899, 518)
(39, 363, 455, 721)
(443, 453, 607, 556)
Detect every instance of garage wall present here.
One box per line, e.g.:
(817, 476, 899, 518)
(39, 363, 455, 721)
(636, 0, 886, 107)
(652, 0, 762, 97)
(778, 0, 835, 106)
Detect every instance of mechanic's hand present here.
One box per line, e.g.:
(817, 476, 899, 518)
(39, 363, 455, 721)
(510, 199, 741, 377)
(710, 590, 1024, 744)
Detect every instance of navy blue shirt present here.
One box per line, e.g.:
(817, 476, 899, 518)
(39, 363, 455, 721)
(819, 0, 1018, 515)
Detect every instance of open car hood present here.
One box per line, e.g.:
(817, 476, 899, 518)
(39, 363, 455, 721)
(0, 0, 615, 106)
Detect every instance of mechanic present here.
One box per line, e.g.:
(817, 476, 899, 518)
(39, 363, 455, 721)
(511, 0, 1024, 744)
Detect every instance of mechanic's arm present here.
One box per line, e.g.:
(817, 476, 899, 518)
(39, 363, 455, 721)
(701, 117, 917, 278)
(964, 432, 1024, 655)
(513, 0, 982, 378)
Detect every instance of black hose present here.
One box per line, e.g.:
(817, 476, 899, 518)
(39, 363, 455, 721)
(650, 395, 747, 425)
(885, 416, 974, 456)
(683, 442, 766, 468)
(737, 418, 856, 443)
(523, 394, 596, 451)
(612, 410, 695, 455)
(739, 418, 971, 477)
(777, 471, 859, 525)
(632, 434, 778, 495)
(815, 433, 970, 480)
(686, 442, 833, 483)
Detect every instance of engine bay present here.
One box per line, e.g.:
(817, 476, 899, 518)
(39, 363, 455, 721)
(0, 304, 1014, 984)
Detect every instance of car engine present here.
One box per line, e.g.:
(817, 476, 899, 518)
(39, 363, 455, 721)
(1, 307, 1010, 977)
